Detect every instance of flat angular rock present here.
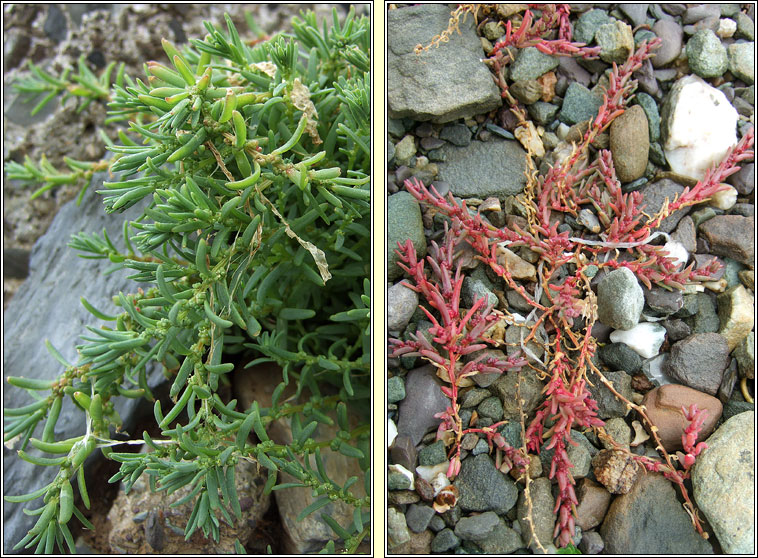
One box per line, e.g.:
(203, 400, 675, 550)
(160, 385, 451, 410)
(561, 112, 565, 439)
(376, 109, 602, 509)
(454, 454, 518, 514)
(387, 191, 426, 281)
(397, 364, 449, 446)
(692, 412, 754, 554)
(699, 215, 754, 267)
(437, 139, 527, 198)
(663, 333, 730, 395)
(3, 179, 160, 554)
(600, 472, 714, 554)
(387, 4, 501, 123)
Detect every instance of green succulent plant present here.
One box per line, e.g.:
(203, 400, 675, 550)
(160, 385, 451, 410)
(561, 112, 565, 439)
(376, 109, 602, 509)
(4, 7, 370, 554)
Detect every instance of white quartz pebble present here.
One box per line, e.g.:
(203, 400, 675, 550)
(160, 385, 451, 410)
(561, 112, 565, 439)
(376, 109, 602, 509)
(388, 418, 398, 447)
(609, 322, 667, 359)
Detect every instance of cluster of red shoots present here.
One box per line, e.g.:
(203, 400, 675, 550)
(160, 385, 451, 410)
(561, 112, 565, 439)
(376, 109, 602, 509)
(391, 3, 755, 549)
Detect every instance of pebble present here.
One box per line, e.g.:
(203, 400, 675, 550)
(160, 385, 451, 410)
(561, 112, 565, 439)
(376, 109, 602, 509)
(492, 369, 544, 419)
(387, 191, 426, 281)
(600, 471, 714, 553)
(728, 41, 755, 84)
(598, 342, 643, 374)
(454, 511, 500, 541)
(418, 440, 447, 466)
(671, 215, 697, 253)
(663, 333, 730, 395)
(699, 215, 754, 266)
(732, 331, 754, 379)
(387, 4, 500, 123)
(477, 519, 524, 553)
(592, 449, 639, 494)
(388, 507, 412, 548)
(692, 411, 754, 553)
(391, 434, 418, 471)
(587, 369, 634, 419)
(509, 46, 560, 81)
(454, 454, 519, 514)
(610, 104, 649, 182)
(579, 530, 605, 554)
(596, 21, 635, 64)
(716, 284, 754, 350)
(388, 418, 398, 447)
(643, 285, 684, 316)
(660, 75, 739, 181)
(394, 135, 417, 166)
(684, 292, 721, 333)
(431, 528, 460, 552)
(495, 246, 537, 280)
(387, 281, 418, 333)
(619, 4, 648, 27)
(735, 12, 755, 40)
(516, 477, 556, 548)
(609, 322, 666, 359)
(405, 503, 436, 533)
(597, 268, 644, 330)
(573, 9, 613, 44)
(602, 417, 632, 450)
(638, 178, 687, 233)
(652, 19, 684, 67)
(559, 82, 604, 125)
(437, 140, 527, 198)
(510, 79, 543, 105)
(640, 384, 723, 451)
(575, 478, 613, 531)
(440, 123, 472, 147)
(397, 364, 450, 446)
(478, 396, 503, 421)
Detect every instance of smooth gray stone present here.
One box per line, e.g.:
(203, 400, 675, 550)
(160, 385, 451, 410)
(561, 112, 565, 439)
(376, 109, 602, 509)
(3, 175, 162, 554)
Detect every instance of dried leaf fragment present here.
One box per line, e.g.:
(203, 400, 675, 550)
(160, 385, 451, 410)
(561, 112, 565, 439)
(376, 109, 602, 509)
(290, 78, 322, 144)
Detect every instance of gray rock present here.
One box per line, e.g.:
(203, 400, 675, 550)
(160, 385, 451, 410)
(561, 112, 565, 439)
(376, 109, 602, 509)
(735, 12, 755, 41)
(454, 511, 500, 541)
(454, 454, 519, 514)
(652, 19, 684, 68)
(600, 472, 714, 553)
(388, 281, 419, 333)
(664, 333, 730, 396)
(390, 435, 418, 471)
(602, 417, 632, 449)
(638, 178, 688, 233)
(405, 504, 436, 533)
(587, 369, 634, 419)
(388, 470, 412, 491)
(44, 4, 68, 42)
(727, 42, 755, 84)
(437, 139, 527, 198)
(394, 134, 416, 166)
(431, 528, 461, 552)
(686, 29, 729, 78)
(420, 136, 444, 151)
(643, 285, 684, 316)
(684, 292, 721, 334)
(388, 139, 396, 164)
(733, 331, 754, 379)
(477, 519, 524, 553)
(597, 268, 644, 330)
(460, 387, 491, 408)
(723, 399, 754, 420)
(461, 274, 497, 309)
(517, 477, 556, 548)
(387, 191, 426, 281)
(559, 82, 604, 125)
(527, 102, 560, 126)
(596, 21, 635, 64)
(472, 437, 490, 456)
(418, 439, 447, 466)
(510, 79, 544, 105)
(619, 4, 649, 27)
(440, 123, 472, 147)
(478, 396, 503, 421)
(388, 507, 412, 548)
(699, 215, 754, 266)
(492, 369, 544, 420)
(692, 412, 754, 554)
(388, 375, 406, 404)
(579, 530, 605, 554)
(387, 4, 501, 123)
(634, 92, 661, 143)
(510, 47, 560, 81)
(397, 364, 450, 446)
(539, 430, 595, 478)
(3, 179, 162, 554)
(573, 9, 613, 45)
(671, 215, 697, 253)
(598, 342, 643, 374)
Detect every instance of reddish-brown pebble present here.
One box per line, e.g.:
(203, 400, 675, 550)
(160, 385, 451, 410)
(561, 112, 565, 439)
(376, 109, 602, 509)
(640, 384, 722, 452)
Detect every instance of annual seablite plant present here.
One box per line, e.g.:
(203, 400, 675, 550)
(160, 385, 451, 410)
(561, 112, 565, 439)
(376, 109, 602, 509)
(4, 9, 370, 554)
(391, 4, 753, 550)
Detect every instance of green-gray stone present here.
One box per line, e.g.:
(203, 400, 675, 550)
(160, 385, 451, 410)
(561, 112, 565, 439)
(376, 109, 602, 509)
(735, 12, 754, 41)
(418, 440, 447, 466)
(437, 140, 527, 198)
(635, 92, 660, 142)
(733, 331, 754, 379)
(649, 142, 667, 166)
(596, 21, 634, 64)
(723, 257, 747, 289)
(686, 29, 728, 78)
(527, 101, 559, 126)
(685, 292, 720, 334)
(509, 47, 559, 81)
(510, 79, 543, 105)
(389, 470, 412, 490)
(478, 396, 504, 421)
(388, 375, 406, 403)
(573, 9, 613, 45)
(388, 191, 426, 281)
(559, 82, 603, 125)
(634, 29, 657, 47)
(728, 42, 755, 85)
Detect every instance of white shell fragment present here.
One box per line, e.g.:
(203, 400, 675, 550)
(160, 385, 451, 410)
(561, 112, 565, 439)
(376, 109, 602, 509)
(609, 322, 667, 358)
(388, 418, 398, 447)
(661, 240, 689, 268)
(389, 464, 415, 490)
(416, 461, 450, 483)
